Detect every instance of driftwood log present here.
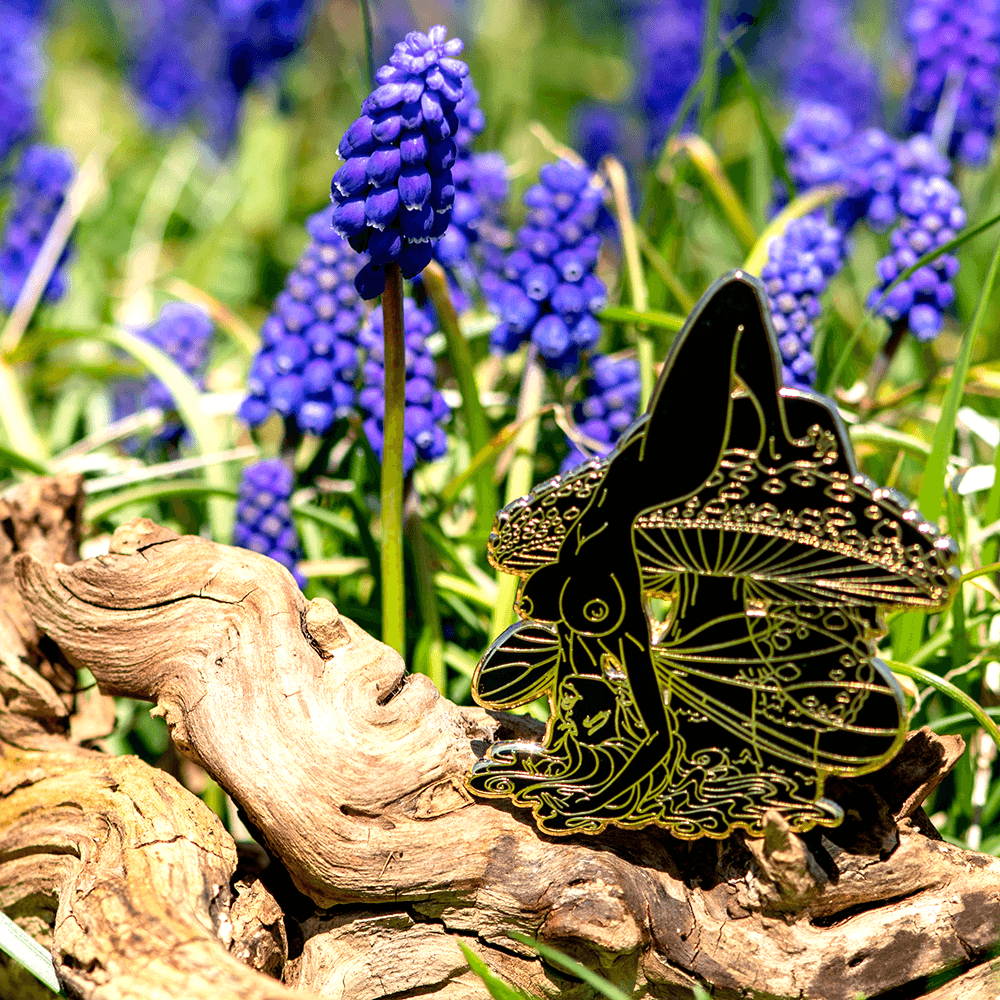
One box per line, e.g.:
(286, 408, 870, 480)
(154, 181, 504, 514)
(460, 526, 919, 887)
(2, 476, 1000, 1000)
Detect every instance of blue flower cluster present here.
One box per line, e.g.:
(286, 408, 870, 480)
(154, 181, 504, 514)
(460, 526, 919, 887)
(632, 0, 703, 153)
(217, 0, 312, 94)
(358, 298, 450, 474)
(490, 159, 607, 374)
(331, 26, 469, 299)
(562, 354, 641, 471)
(0, 7, 44, 162)
(137, 301, 215, 410)
(233, 458, 306, 589)
(240, 207, 365, 436)
(783, 103, 951, 231)
(774, 99, 963, 368)
(0, 144, 74, 309)
(126, 0, 312, 151)
(904, 0, 1000, 166)
(779, 0, 881, 129)
(761, 213, 847, 388)
(431, 81, 510, 311)
(112, 301, 214, 453)
(868, 175, 964, 341)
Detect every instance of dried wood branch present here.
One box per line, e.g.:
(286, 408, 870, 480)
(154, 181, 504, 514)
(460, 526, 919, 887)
(8, 510, 1000, 1000)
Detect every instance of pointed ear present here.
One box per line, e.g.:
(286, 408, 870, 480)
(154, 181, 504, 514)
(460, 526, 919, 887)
(640, 272, 751, 489)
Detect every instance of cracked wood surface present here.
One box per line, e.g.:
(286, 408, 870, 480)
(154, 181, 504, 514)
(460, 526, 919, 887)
(3, 496, 1000, 1000)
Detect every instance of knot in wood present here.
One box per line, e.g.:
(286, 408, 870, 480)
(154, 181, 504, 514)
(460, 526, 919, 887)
(305, 598, 351, 657)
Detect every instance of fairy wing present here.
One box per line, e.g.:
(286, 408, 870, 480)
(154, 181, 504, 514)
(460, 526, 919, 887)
(472, 620, 561, 709)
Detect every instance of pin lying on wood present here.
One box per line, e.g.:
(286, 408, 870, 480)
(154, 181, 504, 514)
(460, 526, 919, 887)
(469, 270, 960, 839)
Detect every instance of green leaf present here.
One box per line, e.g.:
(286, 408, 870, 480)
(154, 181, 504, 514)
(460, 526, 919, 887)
(604, 156, 654, 409)
(0, 358, 48, 465)
(435, 572, 498, 612)
(0, 910, 63, 995)
(439, 407, 550, 511)
(671, 136, 757, 250)
(598, 306, 685, 331)
(492, 354, 545, 639)
(0, 440, 49, 476)
(894, 227, 1000, 662)
(889, 660, 1000, 757)
(85, 480, 240, 522)
(459, 942, 535, 1000)
(727, 44, 795, 195)
(292, 501, 360, 540)
(508, 932, 632, 1000)
(422, 261, 497, 535)
(743, 184, 845, 277)
(828, 205, 1000, 393)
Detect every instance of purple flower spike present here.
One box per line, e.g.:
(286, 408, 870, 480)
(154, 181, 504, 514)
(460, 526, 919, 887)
(234, 459, 306, 590)
(240, 205, 366, 436)
(0, 145, 75, 309)
(489, 158, 607, 374)
(331, 25, 470, 298)
(561, 354, 641, 473)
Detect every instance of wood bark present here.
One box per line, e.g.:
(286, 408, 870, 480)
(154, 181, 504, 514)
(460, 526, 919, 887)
(1, 483, 999, 1000)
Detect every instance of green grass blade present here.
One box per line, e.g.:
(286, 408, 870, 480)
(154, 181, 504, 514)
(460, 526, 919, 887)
(598, 306, 685, 331)
(0, 440, 50, 476)
(439, 406, 550, 511)
(828, 206, 1000, 393)
(698, 0, 722, 132)
(604, 156, 654, 408)
(727, 44, 795, 195)
(422, 260, 497, 536)
(91, 325, 231, 538)
(409, 516, 445, 691)
(459, 943, 534, 1000)
(0, 358, 48, 464)
(743, 184, 845, 276)
(508, 933, 631, 1000)
(672, 135, 757, 250)
(894, 227, 1000, 662)
(889, 660, 1000, 756)
(0, 910, 63, 994)
(292, 501, 361, 540)
(435, 572, 497, 612)
(928, 706, 1000, 734)
(85, 480, 239, 521)
(491, 353, 545, 639)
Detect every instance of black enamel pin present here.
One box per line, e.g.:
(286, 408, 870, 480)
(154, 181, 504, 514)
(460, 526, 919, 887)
(468, 270, 959, 839)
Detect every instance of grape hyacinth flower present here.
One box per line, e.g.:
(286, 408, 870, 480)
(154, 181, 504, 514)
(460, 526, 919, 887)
(562, 354, 641, 471)
(633, 0, 703, 154)
(111, 302, 215, 452)
(126, 0, 312, 151)
(904, 0, 1000, 166)
(138, 301, 214, 410)
(780, 0, 881, 129)
(0, 8, 44, 162)
(868, 175, 964, 342)
(0, 144, 74, 309)
(330, 25, 469, 299)
(760, 213, 847, 388)
(490, 159, 607, 374)
(240, 207, 365, 436)
(428, 81, 511, 311)
(218, 0, 313, 94)
(357, 297, 450, 474)
(233, 458, 306, 589)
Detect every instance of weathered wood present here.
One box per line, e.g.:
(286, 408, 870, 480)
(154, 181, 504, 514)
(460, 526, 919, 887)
(7, 510, 1000, 1000)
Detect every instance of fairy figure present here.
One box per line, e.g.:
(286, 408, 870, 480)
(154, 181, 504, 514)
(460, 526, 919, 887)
(468, 271, 959, 839)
